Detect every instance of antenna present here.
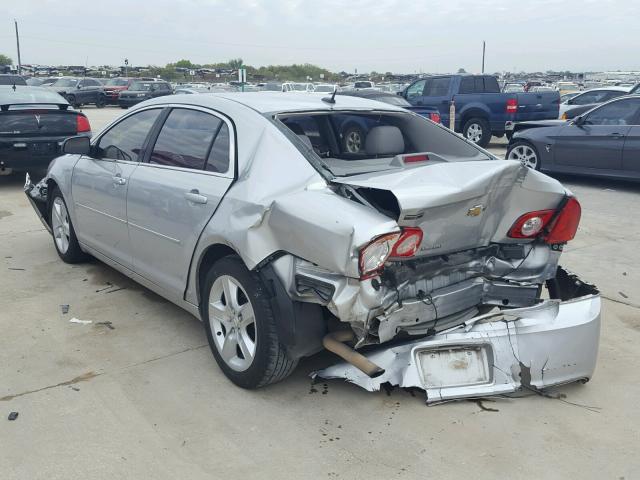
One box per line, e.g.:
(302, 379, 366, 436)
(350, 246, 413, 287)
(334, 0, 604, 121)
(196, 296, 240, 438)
(322, 86, 338, 104)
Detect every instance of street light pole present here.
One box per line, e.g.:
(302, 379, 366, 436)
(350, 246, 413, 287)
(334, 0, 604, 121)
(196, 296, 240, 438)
(14, 19, 22, 75)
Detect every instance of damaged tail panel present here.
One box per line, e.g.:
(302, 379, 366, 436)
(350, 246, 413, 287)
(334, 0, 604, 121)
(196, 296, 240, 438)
(314, 272, 600, 403)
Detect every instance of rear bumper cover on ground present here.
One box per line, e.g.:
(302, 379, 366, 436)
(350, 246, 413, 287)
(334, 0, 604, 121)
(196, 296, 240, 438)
(314, 294, 600, 404)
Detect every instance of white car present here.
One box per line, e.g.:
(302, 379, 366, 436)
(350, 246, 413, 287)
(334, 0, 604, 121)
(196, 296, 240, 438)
(558, 86, 631, 118)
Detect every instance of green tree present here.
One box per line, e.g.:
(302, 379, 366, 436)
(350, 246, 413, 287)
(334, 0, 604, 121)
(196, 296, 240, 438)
(457, 68, 467, 74)
(173, 59, 197, 69)
(0, 54, 13, 66)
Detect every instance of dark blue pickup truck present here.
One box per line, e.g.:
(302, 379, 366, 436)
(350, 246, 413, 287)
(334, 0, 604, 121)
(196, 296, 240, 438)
(402, 74, 560, 147)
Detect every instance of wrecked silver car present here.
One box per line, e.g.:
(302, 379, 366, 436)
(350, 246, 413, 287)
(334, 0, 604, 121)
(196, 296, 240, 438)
(25, 92, 600, 399)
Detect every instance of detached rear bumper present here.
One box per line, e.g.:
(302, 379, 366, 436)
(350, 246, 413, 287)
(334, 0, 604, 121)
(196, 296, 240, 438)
(314, 293, 601, 404)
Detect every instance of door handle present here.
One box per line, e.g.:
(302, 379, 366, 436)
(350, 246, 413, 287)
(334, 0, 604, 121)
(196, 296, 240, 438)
(184, 189, 208, 204)
(609, 133, 625, 139)
(112, 175, 126, 185)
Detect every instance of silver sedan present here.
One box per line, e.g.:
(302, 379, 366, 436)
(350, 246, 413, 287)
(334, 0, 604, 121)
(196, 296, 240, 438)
(26, 92, 600, 401)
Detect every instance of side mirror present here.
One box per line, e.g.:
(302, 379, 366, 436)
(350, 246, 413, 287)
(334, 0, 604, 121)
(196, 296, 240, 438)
(62, 136, 91, 155)
(573, 115, 585, 126)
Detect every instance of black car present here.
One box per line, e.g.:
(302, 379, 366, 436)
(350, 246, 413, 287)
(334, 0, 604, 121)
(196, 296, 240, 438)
(506, 96, 640, 181)
(0, 86, 91, 175)
(118, 80, 172, 108)
(0, 74, 27, 86)
(48, 77, 106, 108)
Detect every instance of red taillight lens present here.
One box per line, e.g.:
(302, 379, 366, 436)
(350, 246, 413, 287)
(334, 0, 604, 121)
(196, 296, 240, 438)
(508, 210, 555, 238)
(506, 98, 518, 114)
(76, 114, 91, 133)
(545, 197, 581, 244)
(390, 227, 423, 257)
(507, 197, 581, 243)
(358, 233, 401, 279)
(358, 227, 424, 279)
(429, 112, 441, 124)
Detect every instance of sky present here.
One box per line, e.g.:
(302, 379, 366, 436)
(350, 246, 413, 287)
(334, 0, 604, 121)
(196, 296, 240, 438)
(1, 0, 638, 74)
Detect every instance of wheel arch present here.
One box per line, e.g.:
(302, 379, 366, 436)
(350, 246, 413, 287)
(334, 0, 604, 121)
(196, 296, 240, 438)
(459, 107, 490, 129)
(196, 243, 240, 311)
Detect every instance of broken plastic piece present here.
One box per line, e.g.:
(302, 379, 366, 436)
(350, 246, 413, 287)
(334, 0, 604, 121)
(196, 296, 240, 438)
(69, 318, 92, 325)
(8, 412, 18, 421)
(61, 304, 70, 314)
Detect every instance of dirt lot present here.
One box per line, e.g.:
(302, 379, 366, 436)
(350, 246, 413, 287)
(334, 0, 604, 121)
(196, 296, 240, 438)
(1, 106, 639, 479)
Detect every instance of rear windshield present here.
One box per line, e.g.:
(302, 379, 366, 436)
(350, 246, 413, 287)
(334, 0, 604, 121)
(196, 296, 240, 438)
(276, 110, 492, 177)
(105, 78, 128, 86)
(52, 78, 79, 87)
(130, 82, 154, 91)
(0, 86, 68, 106)
(0, 75, 27, 86)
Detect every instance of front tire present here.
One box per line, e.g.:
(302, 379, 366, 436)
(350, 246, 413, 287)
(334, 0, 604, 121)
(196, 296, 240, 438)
(507, 140, 541, 170)
(49, 187, 86, 263)
(202, 256, 297, 389)
(67, 95, 80, 109)
(462, 117, 492, 147)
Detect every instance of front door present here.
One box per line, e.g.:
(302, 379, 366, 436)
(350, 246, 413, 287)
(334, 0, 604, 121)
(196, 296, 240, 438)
(553, 99, 640, 170)
(126, 107, 235, 296)
(72, 108, 162, 268)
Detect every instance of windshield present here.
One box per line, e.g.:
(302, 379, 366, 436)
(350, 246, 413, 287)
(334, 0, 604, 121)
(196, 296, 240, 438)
(277, 111, 491, 177)
(105, 78, 128, 86)
(130, 82, 154, 91)
(52, 78, 79, 87)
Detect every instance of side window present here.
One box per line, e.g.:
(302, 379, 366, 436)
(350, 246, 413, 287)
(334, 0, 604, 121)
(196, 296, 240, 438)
(149, 108, 221, 170)
(206, 123, 230, 173)
(474, 77, 484, 93)
(424, 77, 450, 96)
(585, 99, 640, 126)
(483, 76, 500, 93)
(96, 109, 161, 161)
(406, 80, 426, 99)
(459, 77, 475, 94)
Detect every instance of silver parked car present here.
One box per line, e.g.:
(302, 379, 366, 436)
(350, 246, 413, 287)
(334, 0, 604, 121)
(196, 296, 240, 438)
(25, 92, 600, 401)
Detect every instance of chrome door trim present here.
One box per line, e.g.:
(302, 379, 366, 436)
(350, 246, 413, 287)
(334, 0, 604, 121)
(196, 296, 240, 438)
(75, 202, 127, 224)
(128, 221, 181, 244)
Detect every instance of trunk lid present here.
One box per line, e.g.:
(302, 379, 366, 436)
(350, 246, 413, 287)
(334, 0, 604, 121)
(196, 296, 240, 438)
(333, 159, 565, 257)
(0, 110, 79, 137)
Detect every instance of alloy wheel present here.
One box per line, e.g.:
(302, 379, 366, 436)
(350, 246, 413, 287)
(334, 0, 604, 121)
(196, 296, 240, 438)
(508, 144, 538, 169)
(208, 275, 257, 372)
(466, 123, 483, 143)
(51, 197, 70, 254)
(345, 130, 363, 153)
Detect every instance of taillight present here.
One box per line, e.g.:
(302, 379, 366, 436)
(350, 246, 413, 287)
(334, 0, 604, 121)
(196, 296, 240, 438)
(508, 210, 555, 238)
(545, 197, 581, 244)
(358, 228, 423, 279)
(507, 196, 581, 244)
(359, 233, 400, 279)
(76, 114, 91, 133)
(506, 98, 518, 114)
(429, 112, 441, 124)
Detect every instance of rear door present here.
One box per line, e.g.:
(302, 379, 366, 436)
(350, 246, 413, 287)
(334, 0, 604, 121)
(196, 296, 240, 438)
(126, 106, 235, 296)
(72, 108, 163, 268)
(554, 98, 638, 170)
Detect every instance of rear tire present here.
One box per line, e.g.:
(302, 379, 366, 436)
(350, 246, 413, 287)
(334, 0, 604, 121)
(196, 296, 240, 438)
(95, 94, 106, 108)
(507, 140, 541, 171)
(49, 187, 87, 263)
(202, 255, 297, 389)
(463, 117, 492, 148)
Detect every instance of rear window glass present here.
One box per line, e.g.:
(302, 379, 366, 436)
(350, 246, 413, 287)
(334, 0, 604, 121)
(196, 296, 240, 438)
(277, 110, 490, 177)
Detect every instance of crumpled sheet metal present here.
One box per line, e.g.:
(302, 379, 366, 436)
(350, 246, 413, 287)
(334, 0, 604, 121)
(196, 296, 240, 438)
(314, 295, 601, 404)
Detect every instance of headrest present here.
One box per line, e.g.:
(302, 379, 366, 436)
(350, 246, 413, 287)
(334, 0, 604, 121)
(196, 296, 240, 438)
(365, 126, 405, 156)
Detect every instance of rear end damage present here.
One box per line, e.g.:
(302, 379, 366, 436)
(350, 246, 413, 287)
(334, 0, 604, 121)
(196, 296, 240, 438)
(314, 269, 600, 403)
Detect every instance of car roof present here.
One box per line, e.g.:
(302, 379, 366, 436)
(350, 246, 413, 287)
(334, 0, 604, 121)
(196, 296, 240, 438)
(581, 86, 631, 92)
(143, 92, 407, 114)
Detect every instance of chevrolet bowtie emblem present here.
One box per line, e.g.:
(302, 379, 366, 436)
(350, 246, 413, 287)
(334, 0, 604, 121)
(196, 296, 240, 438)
(466, 204, 484, 217)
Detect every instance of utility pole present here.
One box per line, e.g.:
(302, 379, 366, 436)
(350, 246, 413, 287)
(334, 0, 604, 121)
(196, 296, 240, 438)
(124, 58, 129, 77)
(14, 19, 22, 75)
(481, 41, 486, 74)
